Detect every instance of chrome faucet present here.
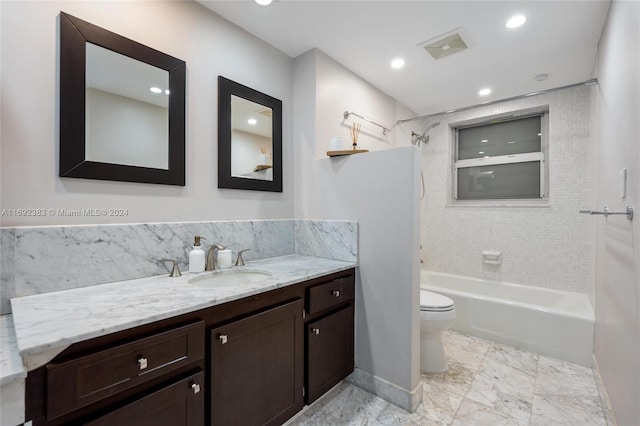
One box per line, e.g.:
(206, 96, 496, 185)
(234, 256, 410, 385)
(235, 249, 250, 266)
(160, 259, 182, 277)
(205, 244, 225, 271)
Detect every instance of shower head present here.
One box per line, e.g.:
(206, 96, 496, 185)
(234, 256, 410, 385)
(412, 121, 441, 146)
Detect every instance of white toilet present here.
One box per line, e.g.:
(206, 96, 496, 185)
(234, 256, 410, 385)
(420, 290, 456, 373)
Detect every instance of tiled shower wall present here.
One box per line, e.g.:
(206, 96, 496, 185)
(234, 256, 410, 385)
(421, 85, 595, 295)
(0, 220, 357, 314)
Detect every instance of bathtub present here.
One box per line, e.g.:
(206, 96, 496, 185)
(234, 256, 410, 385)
(421, 270, 595, 367)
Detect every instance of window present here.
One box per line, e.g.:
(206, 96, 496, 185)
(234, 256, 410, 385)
(453, 113, 547, 201)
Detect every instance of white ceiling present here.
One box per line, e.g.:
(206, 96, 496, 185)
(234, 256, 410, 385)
(231, 95, 273, 137)
(198, 0, 610, 116)
(86, 43, 169, 108)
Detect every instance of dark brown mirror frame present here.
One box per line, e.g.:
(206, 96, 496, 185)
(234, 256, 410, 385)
(218, 76, 283, 192)
(59, 12, 186, 186)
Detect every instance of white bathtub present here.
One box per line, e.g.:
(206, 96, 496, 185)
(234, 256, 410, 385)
(421, 270, 595, 366)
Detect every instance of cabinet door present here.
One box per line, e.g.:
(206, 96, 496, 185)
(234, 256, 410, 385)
(210, 299, 304, 426)
(85, 371, 204, 426)
(306, 305, 354, 404)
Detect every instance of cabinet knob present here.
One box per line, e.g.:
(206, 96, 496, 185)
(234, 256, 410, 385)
(191, 383, 201, 394)
(332, 290, 340, 297)
(312, 327, 320, 335)
(137, 357, 148, 370)
(218, 334, 228, 344)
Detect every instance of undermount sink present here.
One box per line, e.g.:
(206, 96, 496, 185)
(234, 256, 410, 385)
(188, 269, 271, 288)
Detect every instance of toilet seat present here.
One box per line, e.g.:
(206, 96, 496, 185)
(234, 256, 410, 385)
(420, 290, 454, 312)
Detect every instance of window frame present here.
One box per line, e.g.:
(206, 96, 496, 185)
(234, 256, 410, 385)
(452, 111, 549, 203)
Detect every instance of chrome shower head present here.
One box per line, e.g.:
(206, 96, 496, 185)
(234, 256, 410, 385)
(412, 121, 441, 146)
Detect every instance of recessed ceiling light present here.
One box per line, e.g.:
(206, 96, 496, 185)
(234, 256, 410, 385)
(255, 0, 272, 5)
(478, 151, 485, 154)
(165, 89, 170, 95)
(390, 58, 405, 69)
(478, 88, 492, 96)
(537, 133, 542, 136)
(248, 118, 257, 125)
(506, 15, 526, 29)
(150, 87, 162, 93)
(481, 139, 488, 143)
(507, 141, 516, 144)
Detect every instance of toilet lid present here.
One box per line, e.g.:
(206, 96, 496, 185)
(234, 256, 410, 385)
(420, 290, 454, 312)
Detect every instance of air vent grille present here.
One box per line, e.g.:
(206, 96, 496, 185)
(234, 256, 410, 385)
(257, 107, 272, 118)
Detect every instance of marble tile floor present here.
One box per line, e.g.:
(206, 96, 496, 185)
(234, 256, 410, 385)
(286, 331, 615, 426)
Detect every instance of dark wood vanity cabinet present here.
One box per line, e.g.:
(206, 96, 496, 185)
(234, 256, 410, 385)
(306, 305, 354, 403)
(85, 371, 204, 426)
(46, 321, 204, 420)
(210, 299, 304, 426)
(304, 275, 355, 404)
(26, 268, 356, 426)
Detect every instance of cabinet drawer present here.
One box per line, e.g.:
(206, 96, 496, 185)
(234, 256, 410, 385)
(47, 321, 204, 421)
(86, 371, 204, 426)
(307, 275, 355, 315)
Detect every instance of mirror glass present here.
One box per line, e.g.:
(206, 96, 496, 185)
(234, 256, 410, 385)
(59, 12, 186, 186)
(85, 43, 169, 169)
(218, 76, 282, 192)
(231, 95, 273, 181)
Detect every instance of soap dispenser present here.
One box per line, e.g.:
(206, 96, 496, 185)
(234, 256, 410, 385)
(189, 236, 205, 273)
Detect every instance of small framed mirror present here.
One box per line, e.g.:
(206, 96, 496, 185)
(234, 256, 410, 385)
(59, 12, 186, 185)
(218, 76, 282, 192)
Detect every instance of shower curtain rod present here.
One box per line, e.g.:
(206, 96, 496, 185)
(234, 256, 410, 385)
(396, 78, 598, 125)
(343, 111, 392, 135)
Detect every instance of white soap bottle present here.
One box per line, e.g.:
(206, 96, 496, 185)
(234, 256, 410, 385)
(189, 235, 205, 273)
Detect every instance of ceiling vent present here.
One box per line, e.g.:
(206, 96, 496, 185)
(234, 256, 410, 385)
(418, 27, 473, 60)
(257, 107, 272, 118)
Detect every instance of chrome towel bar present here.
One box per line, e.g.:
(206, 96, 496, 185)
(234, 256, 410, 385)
(579, 206, 634, 221)
(343, 111, 392, 135)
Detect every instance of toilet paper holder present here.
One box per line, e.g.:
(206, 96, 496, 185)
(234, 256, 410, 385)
(481, 250, 501, 265)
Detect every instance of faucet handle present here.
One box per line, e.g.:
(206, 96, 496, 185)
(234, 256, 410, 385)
(160, 259, 182, 277)
(235, 249, 250, 266)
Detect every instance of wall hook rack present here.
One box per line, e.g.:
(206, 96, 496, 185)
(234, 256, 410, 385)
(343, 111, 392, 135)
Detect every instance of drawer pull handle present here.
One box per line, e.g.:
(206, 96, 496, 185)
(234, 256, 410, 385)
(219, 334, 228, 344)
(137, 357, 148, 370)
(192, 383, 201, 394)
(312, 327, 320, 335)
(332, 290, 340, 297)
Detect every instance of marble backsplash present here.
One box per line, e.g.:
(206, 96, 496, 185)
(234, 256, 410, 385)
(295, 220, 357, 263)
(1, 219, 358, 314)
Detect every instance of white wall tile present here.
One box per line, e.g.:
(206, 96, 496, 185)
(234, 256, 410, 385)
(421, 86, 595, 294)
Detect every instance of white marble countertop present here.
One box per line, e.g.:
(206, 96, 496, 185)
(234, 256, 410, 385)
(0, 315, 26, 385)
(8, 254, 356, 374)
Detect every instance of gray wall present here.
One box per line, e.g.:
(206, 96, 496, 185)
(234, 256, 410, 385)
(0, 1, 294, 227)
(593, 1, 640, 425)
(294, 49, 421, 402)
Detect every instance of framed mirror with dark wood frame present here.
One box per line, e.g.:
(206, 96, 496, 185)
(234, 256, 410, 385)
(218, 76, 283, 192)
(59, 12, 186, 186)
